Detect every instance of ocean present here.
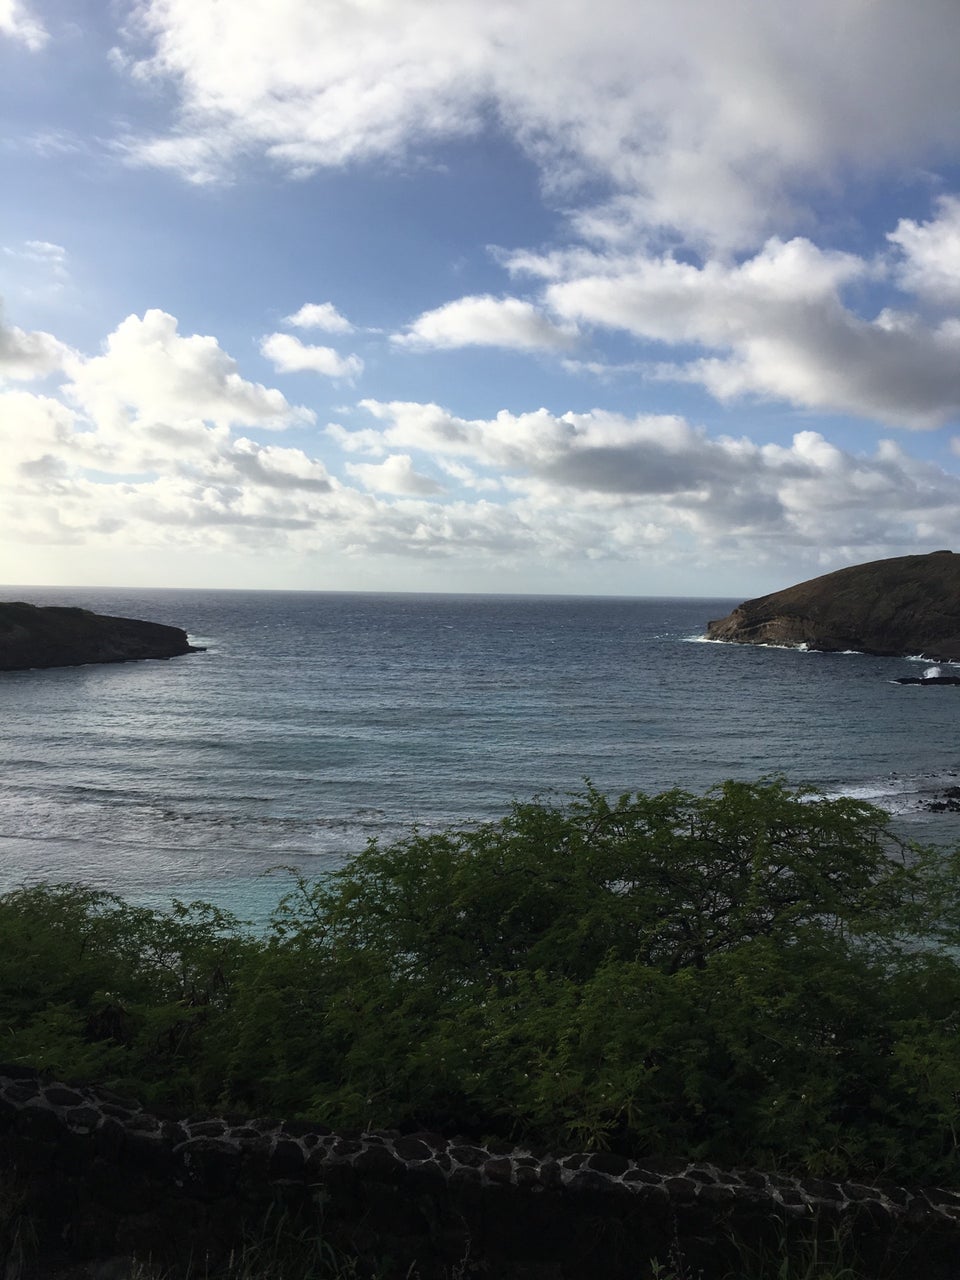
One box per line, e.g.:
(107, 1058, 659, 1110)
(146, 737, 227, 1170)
(3, 586, 960, 922)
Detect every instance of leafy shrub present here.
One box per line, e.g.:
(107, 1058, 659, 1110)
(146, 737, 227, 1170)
(0, 883, 252, 1104)
(3, 779, 960, 1180)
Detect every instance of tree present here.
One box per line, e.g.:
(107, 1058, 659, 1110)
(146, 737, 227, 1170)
(5, 779, 960, 1179)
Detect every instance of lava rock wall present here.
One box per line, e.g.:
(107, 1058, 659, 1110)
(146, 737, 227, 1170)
(2, 1068, 959, 1278)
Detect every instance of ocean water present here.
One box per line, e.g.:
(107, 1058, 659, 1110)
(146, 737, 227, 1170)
(3, 585, 960, 922)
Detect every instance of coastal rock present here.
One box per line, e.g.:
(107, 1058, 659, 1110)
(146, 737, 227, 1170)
(706, 552, 960, 660)
(0, 601, 201, 672)
(921, 786, 960, 814)
(894, 676, 960, 686)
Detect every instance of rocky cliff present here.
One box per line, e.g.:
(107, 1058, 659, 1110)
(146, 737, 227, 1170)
(706, 551, 960, 660)
(0, 601, 200, 671)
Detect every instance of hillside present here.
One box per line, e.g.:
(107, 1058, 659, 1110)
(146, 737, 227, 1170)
(706, 551, 960, 659)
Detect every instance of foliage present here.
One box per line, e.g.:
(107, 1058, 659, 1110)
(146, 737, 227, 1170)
(3, 778, 960, 1182)
(0, 882, 252, 1105)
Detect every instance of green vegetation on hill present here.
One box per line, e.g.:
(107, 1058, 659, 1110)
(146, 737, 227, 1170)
(4, 779, 960, 1182)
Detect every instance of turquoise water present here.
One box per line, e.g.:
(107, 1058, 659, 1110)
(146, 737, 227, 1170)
(2, 586, 959, 921)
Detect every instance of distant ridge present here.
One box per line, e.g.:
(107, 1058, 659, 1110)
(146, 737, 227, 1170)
(705, 551, 960, 661)
(0, 601, 200, 671)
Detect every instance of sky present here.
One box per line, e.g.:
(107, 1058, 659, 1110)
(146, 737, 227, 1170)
(4, 1, 960, 597)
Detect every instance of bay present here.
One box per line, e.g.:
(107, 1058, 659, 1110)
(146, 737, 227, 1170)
(2, 585, 959, 922)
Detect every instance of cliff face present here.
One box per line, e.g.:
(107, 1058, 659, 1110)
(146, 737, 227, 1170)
(706, 551, 960, 660)
(0, 601, 200, 671)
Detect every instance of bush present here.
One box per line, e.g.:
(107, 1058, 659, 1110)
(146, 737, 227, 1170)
(0, 883, 253, 1104)
(3, 779, 960, 1180)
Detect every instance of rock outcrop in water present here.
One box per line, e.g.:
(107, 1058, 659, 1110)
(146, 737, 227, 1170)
(706, 551, 960, 660)
(0, 601, 200, 671)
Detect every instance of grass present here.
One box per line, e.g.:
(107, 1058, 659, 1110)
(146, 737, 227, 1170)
(0, 1194, 372, 1280)
(0, 1179, 924, 1280)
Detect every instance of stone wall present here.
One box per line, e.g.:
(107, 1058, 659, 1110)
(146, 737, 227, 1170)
(2, 1066, 960, 1278)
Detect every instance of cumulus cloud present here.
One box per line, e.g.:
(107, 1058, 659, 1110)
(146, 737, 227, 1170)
(260, 332, 363, 380)
(346, 453, 444, 495)
(99, 2, 960, 449)
(537, 237, 869, 337)
(0, 0, 47, 50)
(4, 298, 960, 578)
(354, 399, 578, 469)
(511, 237, 960, 429)
(889, 195, 960, 305)
(349, 400, 785, 504)
(342, 399, 960, 556)
(0, 307, 343, 555)
(121, 0, 960, 249)
(284, 302, 355, 333)
(394, 295, 577, 352)
(66, 310, 314, 433)
(0, 390, 80, 471)
(0, 305, 75, 380)
(224, 438, 333, 492)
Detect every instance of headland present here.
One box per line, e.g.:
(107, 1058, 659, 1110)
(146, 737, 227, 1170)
(707, 550, 960, 659)
(0, 600, 200, 671)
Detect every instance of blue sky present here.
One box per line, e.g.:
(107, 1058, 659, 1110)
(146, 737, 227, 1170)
(4, 0, 960, 596)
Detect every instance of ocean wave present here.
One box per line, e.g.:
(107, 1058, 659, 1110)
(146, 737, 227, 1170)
(683, 635, 814, 651)
(822, 770, 960, 821)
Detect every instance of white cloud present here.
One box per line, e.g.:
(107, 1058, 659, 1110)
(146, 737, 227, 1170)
(261, 332, 363, 379)
(123, 0, 489, 182)
(284, 302, 355, 333)
(889, 195, 960, 305)
(0, 304, 75, 380)
(23, 239, 66, 263)
(122, 0, 960, 250)
(436, 458, 502, 493)
(0, 0, 47, 50)
(355, 399, 578, 469)
(0, 308, 341, 554)
(342, 399, 960, 558)
(117, 131, 234, 186)
(225, 438, 333, 492)
(346, 453, 444, 495)
(2, 240, 70, 300)
(4, 240, 68, 272)
(525, 237, 960, 429)
(66, 310, 314, 433)
(0, 390, 80, 476)
(6, 383, 960, 568)
(394, 295, 576, 352)
(4, 300, 960, 579)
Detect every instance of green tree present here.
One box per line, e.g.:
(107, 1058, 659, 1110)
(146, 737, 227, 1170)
(4, 779, 960, 1180)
